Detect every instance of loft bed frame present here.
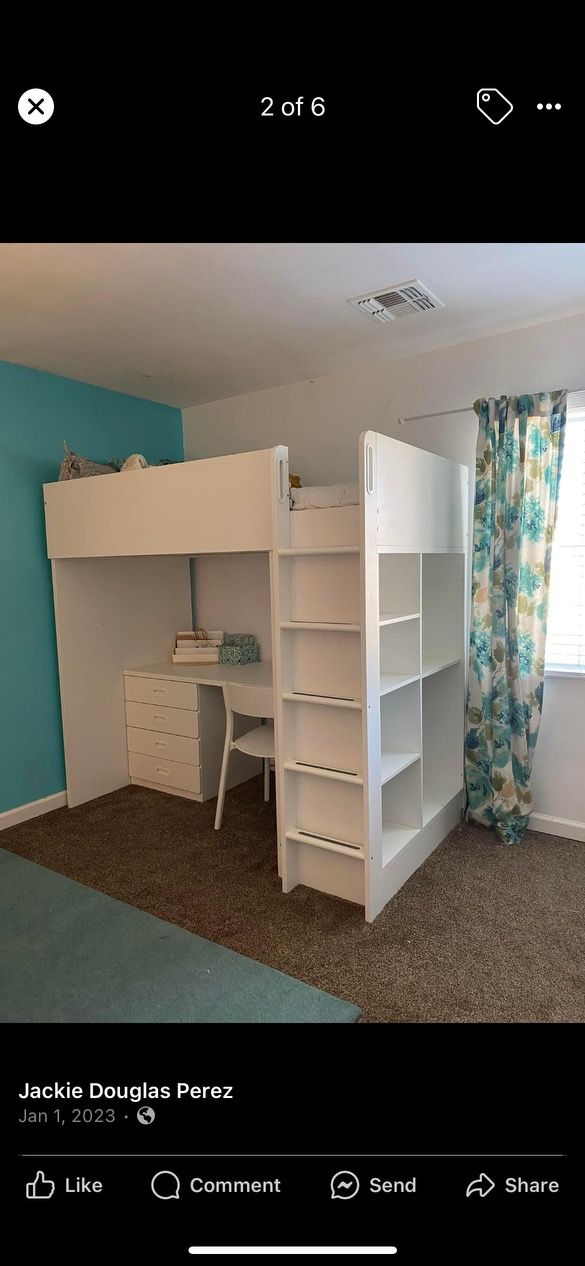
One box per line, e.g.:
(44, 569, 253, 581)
(44, 432, 468, 922)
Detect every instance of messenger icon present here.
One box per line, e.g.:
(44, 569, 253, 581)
(330, 1171, 360, 1200)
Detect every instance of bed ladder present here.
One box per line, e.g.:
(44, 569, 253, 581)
(273, 536, 366, 909)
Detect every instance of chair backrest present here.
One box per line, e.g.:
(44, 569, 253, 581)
(223, 682, 274, 719)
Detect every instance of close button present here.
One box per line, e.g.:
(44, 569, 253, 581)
(18, 89, 55, 125)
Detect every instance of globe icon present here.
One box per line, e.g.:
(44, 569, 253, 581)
(137, 1106, 156, 1125)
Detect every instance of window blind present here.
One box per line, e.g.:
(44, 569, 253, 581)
(545, 393, 585, 670)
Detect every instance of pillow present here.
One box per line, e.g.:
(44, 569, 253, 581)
(120, 454, 148, 471)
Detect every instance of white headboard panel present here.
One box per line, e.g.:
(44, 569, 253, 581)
(44, 447, 288, 558)
(364, 431, 468, 551)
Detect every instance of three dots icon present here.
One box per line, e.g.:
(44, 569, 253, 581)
(537, 103, 561, 110)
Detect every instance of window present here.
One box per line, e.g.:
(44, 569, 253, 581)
(545, 393, 585, 672)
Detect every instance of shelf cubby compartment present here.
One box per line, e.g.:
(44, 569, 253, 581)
(379, 615, 420, 696)
(379, 553, 421, 621)
(381, 760, 422, 867)
(421, 655, 462, 678)
(282, 627, 361, 703)
(422, 553, 465, 672)
(278, 551, 360, 626)
(380, 613, 419, 628)
(380, 680, 421, 785)
(286, 766, 364, 852)
(422, 662, 464, 825)
(282, 696, 363, 778)
(380, 673, 420, 696)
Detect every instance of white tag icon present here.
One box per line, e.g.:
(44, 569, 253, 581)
(477, 89, 513, 125)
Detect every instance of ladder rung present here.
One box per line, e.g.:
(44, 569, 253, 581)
(280, 621, 360, 632)
(285, 829, 364, 859)
(284, 760, 363, 786)
(282, 691, 362, 709)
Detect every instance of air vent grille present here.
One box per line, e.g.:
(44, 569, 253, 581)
(353, 298, 395, 324)
(349, 279, 444, 324)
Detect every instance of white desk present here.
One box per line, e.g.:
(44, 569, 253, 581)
(124, 660, 273, 689)
(123, 661, 273, 802)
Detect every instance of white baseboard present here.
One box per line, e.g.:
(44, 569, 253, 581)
(0, 791, 67, 831)
(528, 812, 585, 843)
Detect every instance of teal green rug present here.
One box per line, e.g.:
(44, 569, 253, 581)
(0, 849, 360, 1024)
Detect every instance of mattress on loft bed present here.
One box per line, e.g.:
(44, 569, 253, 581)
(289, 483, 359, 547)
(290, 482, 359, 510)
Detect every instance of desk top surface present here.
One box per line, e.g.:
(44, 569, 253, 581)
(123, 660, 273, 689)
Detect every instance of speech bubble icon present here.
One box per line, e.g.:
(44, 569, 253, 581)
(151, 1170, 181, 1200)
(330, 1170, 360, 1200)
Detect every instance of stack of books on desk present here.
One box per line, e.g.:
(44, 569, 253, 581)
(172, 630, 224, 664)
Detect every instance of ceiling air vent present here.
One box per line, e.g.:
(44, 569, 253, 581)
(349, 279, 444, 324)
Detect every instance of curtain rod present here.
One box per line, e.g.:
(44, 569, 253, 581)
(398, 391, 581, 425)
(397, 407, 474, 424)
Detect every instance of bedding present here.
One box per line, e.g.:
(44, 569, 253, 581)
(290, 482, 359, 510)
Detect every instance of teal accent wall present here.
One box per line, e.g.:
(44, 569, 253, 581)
(0, 360, 183, 814)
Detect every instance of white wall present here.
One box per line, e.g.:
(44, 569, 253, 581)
(183, 310, 585, 834)
(192, 553, 272, 660)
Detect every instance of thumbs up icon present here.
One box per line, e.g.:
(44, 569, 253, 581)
(26, 1171, 56, 1199)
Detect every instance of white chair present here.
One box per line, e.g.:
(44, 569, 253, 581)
(214, 683, 275, 830)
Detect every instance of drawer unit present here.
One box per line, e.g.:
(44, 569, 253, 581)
(124, 665, 261, 804)
(127, 727, 200, 766)
(125, 668, 202, 801)
(125, 700, 200, 738)
(128, 751, 201, 795)
(124, 675, 199, 710)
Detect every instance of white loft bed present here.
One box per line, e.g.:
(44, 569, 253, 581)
(44, 433, 468, 922)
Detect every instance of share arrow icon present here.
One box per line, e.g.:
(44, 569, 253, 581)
(466, 1172, 496, 1198)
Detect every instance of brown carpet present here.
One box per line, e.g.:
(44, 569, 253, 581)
(3, 779, 584, 1023)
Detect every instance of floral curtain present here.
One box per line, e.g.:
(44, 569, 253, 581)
(465, 391, 567, 843)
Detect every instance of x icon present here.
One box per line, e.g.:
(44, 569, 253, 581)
(18, 88, 54, 124)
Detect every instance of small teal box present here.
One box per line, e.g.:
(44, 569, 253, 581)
(218, 634, 259, 666)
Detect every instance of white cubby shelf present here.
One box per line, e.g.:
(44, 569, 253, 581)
(423, 782, 464, 825)
(382, 823, 420, 867)
(381, 750, 420, 784)
(379, 612, 419, 627)
(421, 655, 462, 678)
(273, 431, 468, 920)
(380, 672, 420, 696)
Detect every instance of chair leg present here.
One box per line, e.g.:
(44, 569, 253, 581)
(263, 757, 270, 802)
(215, 710, 234, 830)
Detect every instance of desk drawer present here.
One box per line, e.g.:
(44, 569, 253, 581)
(125, 701, 199, 738)
(124, 676, 199, 710)
(128, 751, 201, 794)
(127, 727, 200, 766)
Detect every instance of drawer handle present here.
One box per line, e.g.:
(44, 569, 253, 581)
(153, 688, 167, 696)
(154, 740, 168, 749)
(154, 714, 167, 721)
(156, 767, 170, 777)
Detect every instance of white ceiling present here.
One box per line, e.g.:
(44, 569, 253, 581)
(1, 242, 585, 408)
